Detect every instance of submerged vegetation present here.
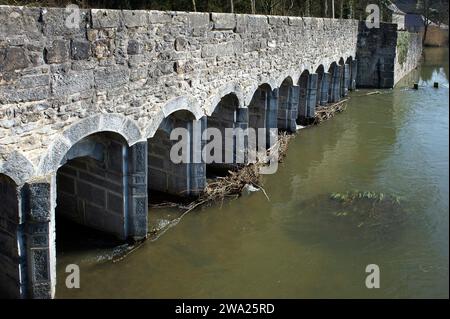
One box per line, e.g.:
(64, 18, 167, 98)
(327, 190, 406, 235)
(314, 99, 348, 124)
(330, 190, 401, 204)
(281, 190, 408, 246)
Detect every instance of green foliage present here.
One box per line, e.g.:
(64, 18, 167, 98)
(397, 31, 410, 66)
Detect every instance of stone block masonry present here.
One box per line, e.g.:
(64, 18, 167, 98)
(0, 6, 358, 170)
(356, 21, 422, 88)
(0, 5, 422, 299)
(394, 31, 423, 85)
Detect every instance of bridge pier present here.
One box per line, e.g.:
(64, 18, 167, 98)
(278, 80, 299, 133)
(330, 65, 342, 103)
(307, 74, 319, 118)
(316, 69, 324, 109)
(298, 72, 318, 124)
(0, 175, 28, 299)
(350, 59, 358, 90)
(342, 63, 351, 96)
(0, 176, 58, 299)
(320, 72, 331, 105)
(248, 84, 279, 152)
(25, 177, 56, 299)
(267, 89, 279, 148)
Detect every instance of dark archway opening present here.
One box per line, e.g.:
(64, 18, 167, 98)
(0, 174, 25, 299)
(248, 84, 278, 151)
(277, 77, 298, 133)
(147, 110, 205, 204)
(297, 70, 311, 125)
(315, 65, 325, 108)
(206, 93, 246, 178)
(55, 132, 132, 296)
(328, 62, 339, 103)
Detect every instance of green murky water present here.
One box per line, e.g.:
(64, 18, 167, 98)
(56, 48, 449, 299)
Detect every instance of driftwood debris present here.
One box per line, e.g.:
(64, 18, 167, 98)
(314, 99, 348, 124)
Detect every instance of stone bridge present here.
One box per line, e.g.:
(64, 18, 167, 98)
(0, 5, 363, 298)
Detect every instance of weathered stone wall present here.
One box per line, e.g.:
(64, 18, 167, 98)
(0, 5, 358, 180)
(356, 21, 423, 88)
(394, 31, 423, 85)
(356, 22, 398, 88)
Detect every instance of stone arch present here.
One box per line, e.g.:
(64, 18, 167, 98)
(328, 61, 338, 73)
(345, 55, 357, 90)
(275, 71, 297, 89)
(37, 113, 142, 176)
(162, 95, 204, 120)
(205, 82, 245, 116)
(244, 79, 277, 106)
(0, 147, 35, 186)
(146, 95, 204, 139)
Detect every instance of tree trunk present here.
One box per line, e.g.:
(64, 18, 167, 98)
(251, 0, 256, 14)
(325, 0, 328, 18)
(192, 0, 197, 12)
(332, 0, 335, 18)
(230, 0, 234, 13)
(423, 20, 429, 46)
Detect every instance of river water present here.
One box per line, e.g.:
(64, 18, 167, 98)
(56, 47, 449, 299)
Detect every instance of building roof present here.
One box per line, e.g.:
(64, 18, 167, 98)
(391, 0, 420, 14)
(388, 2, 407, 15)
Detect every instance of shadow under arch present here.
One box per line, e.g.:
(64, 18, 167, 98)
(205, 82, 245, 116)
(297, 69, 311, 124)
(206, 91, 248, 177)
(315, 65, 325, 107)
(0, 173, 26, 298)
(247, 82, 278, 150)
(145, 95, 204, 140)
(147, 109, 205, 199)
(278, 76, 298, 133)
